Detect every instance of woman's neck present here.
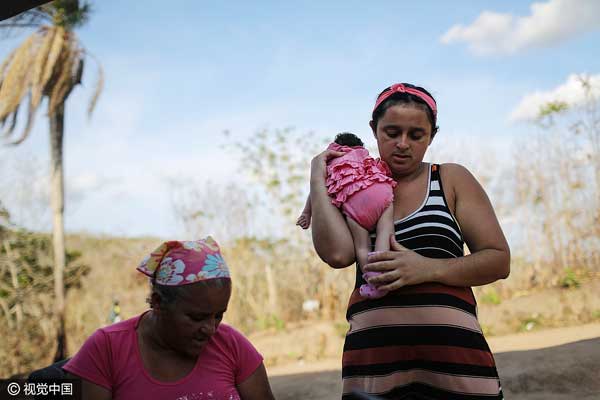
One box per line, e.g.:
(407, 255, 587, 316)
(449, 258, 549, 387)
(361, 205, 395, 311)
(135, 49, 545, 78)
(140, 311, 181, 357)
(392, 161, 427, 183)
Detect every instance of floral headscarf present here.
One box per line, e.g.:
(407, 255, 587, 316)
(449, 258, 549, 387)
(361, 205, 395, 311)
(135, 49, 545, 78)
(136, 236, 230, 286)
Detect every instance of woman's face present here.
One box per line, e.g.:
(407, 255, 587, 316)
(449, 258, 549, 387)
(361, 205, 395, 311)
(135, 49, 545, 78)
(371, 104, 433, 177)
(157, 281, 231, 358)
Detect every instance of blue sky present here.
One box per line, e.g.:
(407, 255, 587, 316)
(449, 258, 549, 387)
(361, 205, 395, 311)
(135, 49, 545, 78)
(1, 0, 599, 238)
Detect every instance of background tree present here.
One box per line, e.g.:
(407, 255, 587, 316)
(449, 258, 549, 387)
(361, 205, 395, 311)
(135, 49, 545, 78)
(0, 0, 102, 360)
(511, 76, 600, 289)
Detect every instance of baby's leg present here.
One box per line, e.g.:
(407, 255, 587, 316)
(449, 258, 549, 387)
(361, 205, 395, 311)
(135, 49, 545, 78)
(296, 194, 312, 229)
(347, 217, 388, 299)
(361, 204, 395, 298)
(374, 203, 395, 252)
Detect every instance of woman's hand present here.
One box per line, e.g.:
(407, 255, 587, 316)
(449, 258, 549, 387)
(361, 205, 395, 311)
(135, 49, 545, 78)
(310, 148, 346, 182)
(362, 235, 436, 291)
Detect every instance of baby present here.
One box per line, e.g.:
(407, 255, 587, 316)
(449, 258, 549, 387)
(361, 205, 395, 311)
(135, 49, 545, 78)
(297, 132, 396, 298)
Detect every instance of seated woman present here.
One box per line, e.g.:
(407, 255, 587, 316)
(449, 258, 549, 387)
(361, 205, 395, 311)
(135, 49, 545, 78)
(63, 237, 275, 400)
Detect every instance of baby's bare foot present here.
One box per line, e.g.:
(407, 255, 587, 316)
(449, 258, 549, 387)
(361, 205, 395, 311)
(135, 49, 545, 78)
(296, 213, 311, 229)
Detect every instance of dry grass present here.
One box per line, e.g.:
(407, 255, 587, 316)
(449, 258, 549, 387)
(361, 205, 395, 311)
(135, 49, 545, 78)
(2, 228, 600, 378)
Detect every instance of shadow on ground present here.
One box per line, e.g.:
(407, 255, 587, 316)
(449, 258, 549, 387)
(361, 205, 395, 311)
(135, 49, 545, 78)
(495, 337, 600, 399)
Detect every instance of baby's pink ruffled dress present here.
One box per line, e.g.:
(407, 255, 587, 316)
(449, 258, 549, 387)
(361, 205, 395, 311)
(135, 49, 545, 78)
(325, 142, 396, 231)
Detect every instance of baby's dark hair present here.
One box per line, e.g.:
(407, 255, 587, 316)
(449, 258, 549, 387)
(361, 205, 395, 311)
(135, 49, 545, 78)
(334, 132, 364, 147)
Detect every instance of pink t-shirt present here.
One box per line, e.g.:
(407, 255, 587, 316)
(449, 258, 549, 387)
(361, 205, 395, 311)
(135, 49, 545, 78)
(63, 312, 263, 400)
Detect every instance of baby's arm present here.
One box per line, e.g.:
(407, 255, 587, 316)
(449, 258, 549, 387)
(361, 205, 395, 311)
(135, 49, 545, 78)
(296, 193, 312, 229)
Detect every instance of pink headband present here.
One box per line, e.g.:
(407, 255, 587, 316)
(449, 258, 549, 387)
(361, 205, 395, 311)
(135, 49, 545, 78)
(373, 83, 437, 117)
(137, 236, 230, 286)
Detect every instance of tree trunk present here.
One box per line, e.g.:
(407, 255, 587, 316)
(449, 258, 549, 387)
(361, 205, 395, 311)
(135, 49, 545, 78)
(49, 104, 67, 362)
(265, 262, 278, 318)
(4, 241, 23, 329)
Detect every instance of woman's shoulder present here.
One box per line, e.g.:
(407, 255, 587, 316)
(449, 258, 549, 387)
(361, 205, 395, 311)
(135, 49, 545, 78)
(437, 162, 470, 173)
(214, 323, 253, 346)
(211, 324, 262, 364)
(76, 313, 141, 352)
(101, 313, 141, 334)
(437, 163, 477, 186)
(210, 324, 263, 381)
(436, 163, 481, 212)
(216, 322, 241, 336)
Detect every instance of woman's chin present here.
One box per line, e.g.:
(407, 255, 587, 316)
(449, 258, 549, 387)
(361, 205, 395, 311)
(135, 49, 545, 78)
(390, 158, 414, 171)
(182, 339, 208, 357)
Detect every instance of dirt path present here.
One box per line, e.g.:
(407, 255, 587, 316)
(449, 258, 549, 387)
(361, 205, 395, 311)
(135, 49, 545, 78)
(267, 323, 600, 399)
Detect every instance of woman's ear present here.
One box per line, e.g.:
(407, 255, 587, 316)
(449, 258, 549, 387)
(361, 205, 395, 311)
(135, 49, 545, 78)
(369, 120, 376, 137)
(149, 292, 161, 311)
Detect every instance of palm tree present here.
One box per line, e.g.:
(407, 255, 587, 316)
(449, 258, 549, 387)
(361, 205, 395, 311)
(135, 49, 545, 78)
(0, 0, 102, 361)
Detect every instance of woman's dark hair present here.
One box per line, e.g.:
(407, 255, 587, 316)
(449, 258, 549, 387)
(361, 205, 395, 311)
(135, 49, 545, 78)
(371, 83, 439, 135)
(334, 132, 364, 147)
(148, 278, 231, 308)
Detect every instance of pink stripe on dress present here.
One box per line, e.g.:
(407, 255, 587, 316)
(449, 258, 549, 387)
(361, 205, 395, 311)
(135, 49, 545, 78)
(343, 369, 500, 396)
(348, 306, 482, 334)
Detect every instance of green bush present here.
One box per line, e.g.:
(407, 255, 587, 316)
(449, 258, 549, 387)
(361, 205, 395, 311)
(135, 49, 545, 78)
(480, 288, 502, 305)
(560, 268, 580, 289)
(518, 313, 542, 332)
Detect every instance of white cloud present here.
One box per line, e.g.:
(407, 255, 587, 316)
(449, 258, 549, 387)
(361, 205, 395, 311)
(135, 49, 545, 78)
(509, 73, 600, 121)
(66, 172, 122, 208)
(441, 0, 600, 55)
(69, 172, 120, 192)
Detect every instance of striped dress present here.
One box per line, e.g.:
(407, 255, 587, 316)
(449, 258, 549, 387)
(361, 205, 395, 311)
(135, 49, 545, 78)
(342, 164, 503, 400)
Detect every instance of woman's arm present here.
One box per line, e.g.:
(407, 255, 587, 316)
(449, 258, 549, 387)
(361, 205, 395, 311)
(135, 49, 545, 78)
(364, 163, 510, 289)
(237, 363, 275, 400)
(433, 163, 510, 285)
(309, 149, 355, 268)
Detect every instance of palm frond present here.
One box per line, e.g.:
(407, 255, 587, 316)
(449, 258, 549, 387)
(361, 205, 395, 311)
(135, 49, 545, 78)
(1, 105, 18, 137)
(0, 34, 36, 121)
(87, 55, 103, 118)
(48, 41, 78, 115)
(0, 7, 101, 145)
(0, 47, 18, 89)
(7, 97, 38, 145)
(72, 53, 83, 85)
(39, 26, 65, 97)
(30, 27, 56, 109)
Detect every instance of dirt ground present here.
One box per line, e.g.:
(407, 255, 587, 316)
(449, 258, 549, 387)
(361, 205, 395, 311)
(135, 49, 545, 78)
(264, 323, 600, 399)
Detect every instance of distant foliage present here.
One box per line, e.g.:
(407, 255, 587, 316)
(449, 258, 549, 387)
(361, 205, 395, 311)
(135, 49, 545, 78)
(229, 127, 328, 234)
(0, 209, 89, 376)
